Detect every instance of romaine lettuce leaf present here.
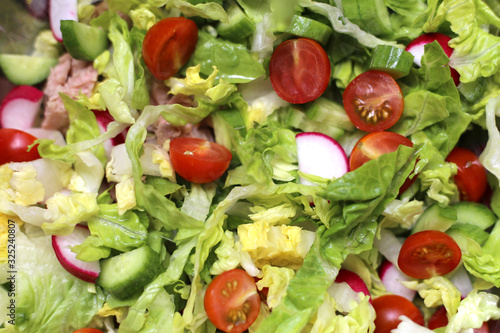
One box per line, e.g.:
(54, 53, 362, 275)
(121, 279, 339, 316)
(189, 31, 266, 83)
(0, 229, 103, 332)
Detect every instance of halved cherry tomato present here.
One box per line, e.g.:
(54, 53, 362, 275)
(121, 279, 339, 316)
(204, 269, 260, 333)
(169, 137, 232, 183)
(446, 147, 487, 202)
(0, 128, 40, 165)
(343, 70, 403, 132)
(349, 131, 416, 193)
(269, 38, 331, 104)
(142, 17, 198, 80)
(398, 230, 462, 280)
(372, 294, 424, 333)
(428, 306, 489, 332)
(72, 329, 104, 333)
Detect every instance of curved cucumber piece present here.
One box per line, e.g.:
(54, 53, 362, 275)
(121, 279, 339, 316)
(452, 201, 497, 230)
(97, 246, 160, 299)
(446, 223, 489, 250)
(369, 45, 414, 79)
(0, 54, 57, 85)
(285, 15, 333, 45)
(412, 203, 456, 234)
(216, 1, 255, 43)
(61, 20, 109, 61)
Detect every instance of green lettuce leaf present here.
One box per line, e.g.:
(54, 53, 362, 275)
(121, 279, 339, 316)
(298, 0, 400, 48)
(479, 94, 500, 180)
(85, 204, 149, 253)
(256, 145, 419, 332)
(395, 42, 471, 158)
(439, 0, 500, 83)
(0, 230, 103, 331)
(189, 31, 266, 83)
(463, 219, 500, 287)
(445, 291, 500, 332)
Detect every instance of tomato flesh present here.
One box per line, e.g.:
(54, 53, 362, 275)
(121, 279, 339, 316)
(204, 269, 260, 333)
(142, 17, 198, 80)
(269, 38, 331, 104)
(446, 147, 487, 202)
(343, 70, 403, 132)
(72, 329, 104, 333)
(398, 230, 462, 280)
(0, 128, 41, 165)
(349, 131, 416, 193)
(169, 137, 232, 184)
(372, 294, 424, 333)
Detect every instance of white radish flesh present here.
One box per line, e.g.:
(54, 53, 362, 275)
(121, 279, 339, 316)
(379, 260, 416, 301)
(52, 224, 100, 283)
(0, 85, 44, 130)
(335, 268, 371, 300)
(49, 0, 78, 42)
(296, 132, 349, 185)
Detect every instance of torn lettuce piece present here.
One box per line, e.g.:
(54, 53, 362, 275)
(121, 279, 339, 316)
(0, 229, 103, 331)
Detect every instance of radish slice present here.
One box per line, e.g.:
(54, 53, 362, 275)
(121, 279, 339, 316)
(379, 260, 416, 301)
(92, 110, 127, 156)
(296, 132, 349, 185)
(405, 33, 460, 85)
(49, 0, 78, 42)
(52, 224, 100, 283)
(335, 269, 371, 300)
(0, 85, 44, 130)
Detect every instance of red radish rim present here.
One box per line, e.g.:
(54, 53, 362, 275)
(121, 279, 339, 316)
(52, 224, 100, 283)
(0, 85, 44, 130)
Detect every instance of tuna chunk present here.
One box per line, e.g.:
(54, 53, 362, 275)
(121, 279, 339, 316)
(149, 79, 213, 145)
(42, 53, 98, 132)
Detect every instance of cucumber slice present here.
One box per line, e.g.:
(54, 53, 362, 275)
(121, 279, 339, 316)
(97, 246, 160, 299)
(284, 15, 333, 45)
(61, 20, 109, 61)
(369, 45, 414, 79)
(216, 1, 255, 43)
(452, 201, 497, 230)
(446, 223, 489, 250)
(0, 54, 57, 85)
(412, 203, 457, 234)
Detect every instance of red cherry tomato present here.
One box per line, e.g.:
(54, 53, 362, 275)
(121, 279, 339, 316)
(204, 269, 260, 333)
(428, 306, 489, 332)
(349, 131, 416, 193)
(398, 230, 462, 280)
(269, 38, 331, 104)
(446, 147, 487, 202)
(0, 128, 41, 165)
(72, 329, 104, 333)
(372, 294, 424, 333)
(343, 70, 403, 132)
(169, 137, 232, 184)
(142, 17, 198, 80)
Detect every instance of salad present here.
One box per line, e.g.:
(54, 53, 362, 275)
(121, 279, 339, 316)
(1, 0, 500, 332)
